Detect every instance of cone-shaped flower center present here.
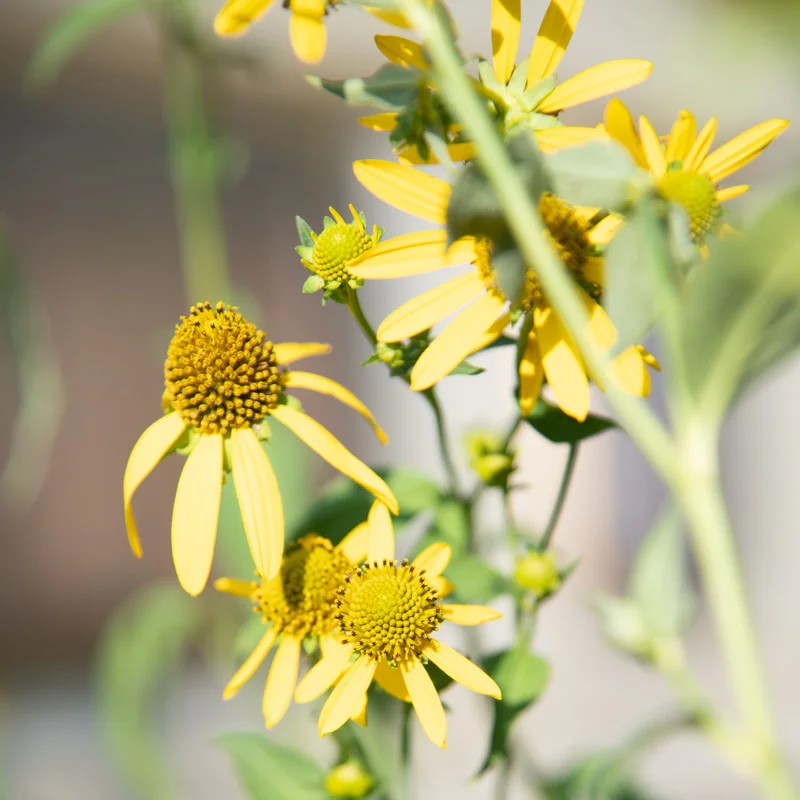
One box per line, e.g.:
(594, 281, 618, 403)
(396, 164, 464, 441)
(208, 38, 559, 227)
(659, 169, 721, 244)
(311, 222, 374, 282)
(164, 302, 283, 435)
(474, 194, 591, 312)
(335, 560, 442, 664)
(255, 535, 351, 637)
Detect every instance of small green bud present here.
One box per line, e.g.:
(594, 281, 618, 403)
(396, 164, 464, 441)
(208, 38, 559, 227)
(514, 551, 561, 597)
(466, 429, 515, 488)
(376, 342, 405, 369)
(325, 761, 374, 799)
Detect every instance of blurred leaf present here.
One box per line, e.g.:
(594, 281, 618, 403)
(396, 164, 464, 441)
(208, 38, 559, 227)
(595, 595, 652, 659)
(309, 64, 422, 111)
(233, 614, 267, 660)
(96, 584, 200, 800)
(27, 0, 147, 87)
(347, 692, 401, 793)
(541, 755, 659, 800)
(433, 498, 470, 551)
(446, 554, 511, 604)
(384, 468, 441, 515)
(523, 397, 615, 443)
(217, 733, 327, 800)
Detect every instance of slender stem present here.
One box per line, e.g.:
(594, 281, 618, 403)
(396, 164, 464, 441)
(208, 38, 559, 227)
(540, 443, 579, 549)
(400, 704, 413, 800)
(345, 286, 378, 347)
(500, 414, 522, 454)
(423, 387, 460, 496)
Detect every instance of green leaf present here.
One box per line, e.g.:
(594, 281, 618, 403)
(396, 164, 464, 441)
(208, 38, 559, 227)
(27, 0, 147, 87)
(96, 584, 200, 800)
(302, 274, 325, 293)
(383, 468, 440, 515)
(296, 216, 315, 248)
(217, 733, 327, 800)
(595, 595, 651, 657)
(523, 397, 615, 443)
(309, 64, 422, 111)
(541, 756, 659, 800)
(446, 553, 511, 604)
(449, 358, 485, 376)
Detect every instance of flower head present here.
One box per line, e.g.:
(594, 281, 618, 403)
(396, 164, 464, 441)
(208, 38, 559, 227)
(124, 302, 397, 596)
(294, 502, 502, 749)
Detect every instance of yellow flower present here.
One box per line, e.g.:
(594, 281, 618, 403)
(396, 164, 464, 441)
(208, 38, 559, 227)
(215, 527, 371, 728)
(294, 501, 502, 749)
(123, 302, 397, 596)
(603, 99, 790, 244)
(214, 0, 329, 64)
(348, 161, 654, 422)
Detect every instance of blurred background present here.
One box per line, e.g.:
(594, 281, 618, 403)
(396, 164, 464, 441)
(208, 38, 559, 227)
(1, 1, 799, 797)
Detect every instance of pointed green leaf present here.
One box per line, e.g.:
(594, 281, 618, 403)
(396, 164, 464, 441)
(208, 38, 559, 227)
(523, 397, 615, 443)
(295, 216, 315, 248)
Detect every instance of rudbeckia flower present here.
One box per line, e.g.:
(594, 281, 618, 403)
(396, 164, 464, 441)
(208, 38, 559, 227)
(215, 526, 371, 729)
(348, 161, 655, 422)
(214, 0, 329, 64)
(294, 501, 502, 749)
(603, 99, 790, 245)
(123, 302, 397, 596)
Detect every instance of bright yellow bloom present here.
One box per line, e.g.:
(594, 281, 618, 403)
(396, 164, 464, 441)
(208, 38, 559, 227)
(214, 0, 329, 64)
(603, 100, 790, 244)
(294, 501, 502, 749)
(123, 302, 397, 596)
(348, 161, 654, 422)
(215, 527, 371, 728)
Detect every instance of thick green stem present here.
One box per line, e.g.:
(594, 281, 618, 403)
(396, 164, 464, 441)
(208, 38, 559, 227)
(540, 442, 579, 549)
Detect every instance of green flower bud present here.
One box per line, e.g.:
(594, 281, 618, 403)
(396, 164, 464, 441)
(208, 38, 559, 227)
(325, 761, 374, 799)
(514, 551, 561, 597)
(375, 342, 405, 369)
(466, 429, 515, 488)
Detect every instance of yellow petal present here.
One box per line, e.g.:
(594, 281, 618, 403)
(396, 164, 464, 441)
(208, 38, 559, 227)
(214, 0, 275, 37)
(700, 119, 789, 183)
(284, 371, 388, 445)
(374, 34, 427, 71)
(214, 577, 257, 598)
(411, 542, 451, 578)
(684, 117, 718, 173)
(423, 640, 502, 699)
(271, 405, 398, 514)
(638, 116, 666, 179)
(230, 428, 284, 581)
(336, 521, 369, 563)
(273, 341, 331, 366)
(358, 112, 398, 132)
(518, 330, 544, 417)
(295, 639, 352, 703)
(603, 99, 647, 169)
(377, 273, 485, 343)
(289, 0, 326, 64)
(171, 433, 223, 596)
(353, 160, 450, 224)
(368, 499, 395, 563)
(608, 346, 651, 398)
(397, 142, 478, 165)
(364, 6, 412, 28)
(430, 576, 454, 597)
(409, 293, 506, 391)
(536, 125, 603, 153)
(716, 185, 750, 203)
(526, 0, 583, 87)
(583, 295, 618, 352)
(123, 412, 187, 558)
(534, 304, 589, 422)
(539, 59, 652, 114)
(491, 0, 521, 85)
(401, 657, 446, 748)
(375, 660, 411, 701)
(223, 627, 278, 699)
(264, 635, 302, 728)
(441, 604, 502, 626)
(319, 658, 377, 736)
(664, 110, 697, 164)
(588, 217, 622, 246)
(350, 231, 474, 280)
(350, 693, 368, 726)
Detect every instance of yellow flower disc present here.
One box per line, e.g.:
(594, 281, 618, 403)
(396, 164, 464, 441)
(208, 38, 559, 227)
(164, 302, 283, 435)
(255, 535, 351, 637)
(659, 170, 721, 244)
(335, 560, 442, 664)
(311, 221, 374, 282)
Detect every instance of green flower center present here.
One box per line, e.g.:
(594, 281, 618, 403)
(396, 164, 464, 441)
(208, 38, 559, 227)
(335, 560, 442, 664)
(311, 222, 374, 282)
(164, 302, 282, 435)
(659, 169, 721, 245)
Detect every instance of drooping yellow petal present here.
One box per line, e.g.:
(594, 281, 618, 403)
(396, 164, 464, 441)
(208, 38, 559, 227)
(319, 658, 377, 736)
(684, 117, 718, 173)
(409, 293, 506, 391)
(401, 657, 446, 748)
(358, 112, 399, 132)
(264, 636, 302, 728)
(526, 0, 583, 87)
(377, 273, 485, 343)
(271, 405, 398, 514)
(223, 627, 278, 700)
(368, 499, 395, 563)
(603, 99, 647, 169)
(534, 304, 589, 422)
(214, 0, 275, 37)
(638, 116, 667, 180)
(350, 693, 368, 726)
(397, 142, 478, 166)
(608, 346, 651, 397)
(423, 640, 502, 699)
(583, 295, 618, 352)
(214, 577, 257, 598)
(411, 542, 451, 578)
(536, 125, 603, 153)
(375, 660, 411, 701)
(364, 6, 412, 28)
(374, 34, 428, 71)
(336, 521, 370, 563)
(349, 230, 475, 280)
(700, 119, 789, 183)
(441, 604, 503, 626)
(284, 371, 388, 445)
(538, 60, 652, 114)
(353, 160, 450, 224)
(295, 638, 353, 703)
(518, 330, 544, 417)
(289, 0, 326, 65)
(716, 185, 750, 203)
(273, 342, 331, 365)
(123, 412, 187, 558)
(230, 428, 284, 581)
(171, 433, 224, 596)
(664, 110, 697, 164)
(491, 0, 521, 85)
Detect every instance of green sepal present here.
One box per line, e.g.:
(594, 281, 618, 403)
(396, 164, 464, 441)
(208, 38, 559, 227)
(506, 56, 531, 94)
(173, 425, 201, 457)
(302, 636, 319, 657)
(308, 63, 422, 111)
(295, 245, 314, 261)
(322, 216, 336, 230)
(521, 74, 557, 109)
(477, 58, 505, 99)
(302, 275, 325, 294)
(296, 215, 315, 248)
(252, 419, 271, 442)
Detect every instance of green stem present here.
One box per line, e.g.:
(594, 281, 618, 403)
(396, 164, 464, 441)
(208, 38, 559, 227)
(345, 286, 378, 347)
(400, 704, 413, 800)
(540, 442, 579, 549)
(423, 387, 460, 496)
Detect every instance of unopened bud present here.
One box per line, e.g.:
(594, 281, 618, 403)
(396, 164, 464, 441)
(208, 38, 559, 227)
(514, 551, 561, 597)
(325, 761, 374, 798)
